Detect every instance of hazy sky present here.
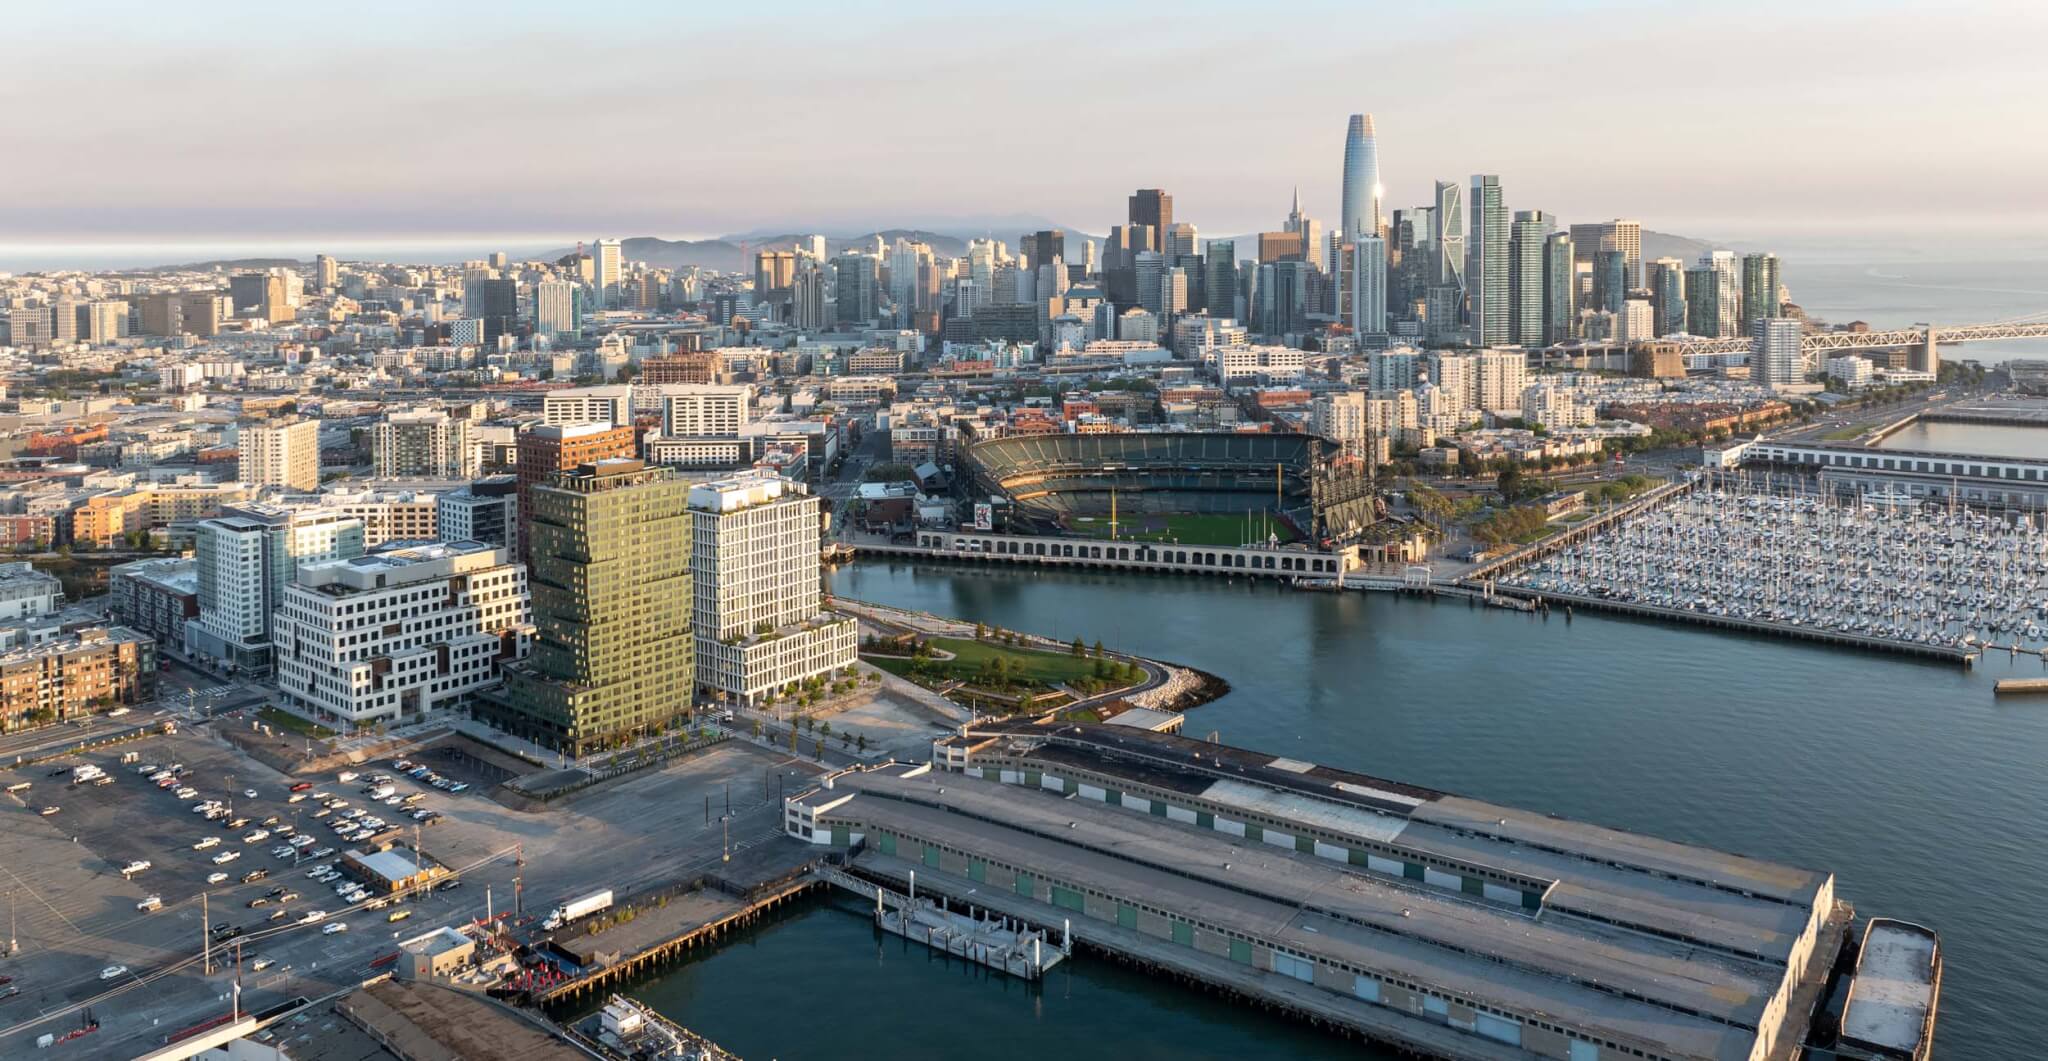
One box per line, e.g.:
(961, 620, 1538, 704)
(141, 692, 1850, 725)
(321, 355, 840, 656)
(8, 0, 2046, 252)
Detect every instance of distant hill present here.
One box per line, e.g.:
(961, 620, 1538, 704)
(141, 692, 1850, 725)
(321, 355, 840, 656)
(1642, 230, 1724, 263)
(147, 257, 304, 272)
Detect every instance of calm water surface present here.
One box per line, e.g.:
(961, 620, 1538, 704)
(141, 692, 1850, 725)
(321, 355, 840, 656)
(1877, 421, 2048, 461)
(616, 563, 2047, 1058)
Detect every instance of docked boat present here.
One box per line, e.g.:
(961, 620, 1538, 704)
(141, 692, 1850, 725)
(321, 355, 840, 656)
(1835, 918, 1941, 1061)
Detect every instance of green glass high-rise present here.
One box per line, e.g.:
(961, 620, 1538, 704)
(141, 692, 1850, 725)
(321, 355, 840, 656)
(485, 459, 694, 755)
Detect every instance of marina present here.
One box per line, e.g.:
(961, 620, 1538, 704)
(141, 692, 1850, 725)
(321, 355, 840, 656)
(1495, 476, 2048, 661)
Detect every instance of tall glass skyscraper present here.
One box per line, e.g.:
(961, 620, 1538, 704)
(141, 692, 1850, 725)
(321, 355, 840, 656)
(1543, 231, 1577, 345)
(1467, 175, 1509, 346)
(1340, 113, 1382, 240)
(1508, 210, 1550, 348)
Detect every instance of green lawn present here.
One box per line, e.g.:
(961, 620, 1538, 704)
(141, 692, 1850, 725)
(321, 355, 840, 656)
(1064, 512, 1299, 547)
(1819, 425, 1872, 441)
(866, 636, 1109, 689)
(258, 706, 335, 739)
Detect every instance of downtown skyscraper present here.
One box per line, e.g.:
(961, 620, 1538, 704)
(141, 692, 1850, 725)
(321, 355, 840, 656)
(1466, 175, 1509, 346)
(1340, 113, 1383, 240)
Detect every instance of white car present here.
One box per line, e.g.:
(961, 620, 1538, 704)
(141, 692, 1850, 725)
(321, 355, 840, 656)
(136, 896, 162, 912)
(310, 846, 334, 858)
(322, 922, 347, 935)
(249, 958, 274, 972)
(270, 846, 294, 858)
(99, 965, 128, 980)
(121, 860, 151, 876)
(337, 771, 358, 783)
(288, 793, 307, 803)
(212, 851, 241, 865)
(243, 789, 258, 799)
(291, 835, 316, 848)
(193, 836, 221, 851)
(207, 872, 230, 885)
(298, 910, 326, 924)
(242, 829, 270, 844)
(173, 786, 198, 800)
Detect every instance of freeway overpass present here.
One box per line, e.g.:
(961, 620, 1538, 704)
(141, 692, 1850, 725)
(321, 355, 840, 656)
(1532, 314, 2048, 369)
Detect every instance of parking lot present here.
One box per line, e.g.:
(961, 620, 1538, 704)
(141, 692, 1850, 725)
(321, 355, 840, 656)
(0, 720, 818, 1057)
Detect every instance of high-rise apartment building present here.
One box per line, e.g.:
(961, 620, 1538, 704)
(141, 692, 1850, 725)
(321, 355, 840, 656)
(1594, 250, 1628, 315)
(1474, 349, 1528, 417)
(1755, 317, 1805, 390)
(1741, 253, 1782, 332)
(373, 409, 476, 479)
(188, 505, 365, 674)
(1692, 252, 1741, 338)
(1340, 113, 1383, 240)
(275, 541, 532, 726)
(315, 253, 338, 293)
(1649, 258, 1688, 337)
(834, 253, 879, 324)
(1466, 175, 1509, 346)
(489, 460, 694, 754)
(688, 473, 856, 706)
(1349, 236, 1388, 339)
(240, 417, 320, 491)
(595, 238, 624, 308)
(1542, 232, 1576, 346)
(1507, 210, 1550, 347)
(535, 280, 582, 340)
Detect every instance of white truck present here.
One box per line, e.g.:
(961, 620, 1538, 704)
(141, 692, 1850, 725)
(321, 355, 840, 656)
(542, 888, 614, 931)
(71, 764, 105, 784)
(366, 783, 396, 800)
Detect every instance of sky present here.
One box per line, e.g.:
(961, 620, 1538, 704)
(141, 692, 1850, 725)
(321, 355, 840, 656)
(6, 0, 2047, 262)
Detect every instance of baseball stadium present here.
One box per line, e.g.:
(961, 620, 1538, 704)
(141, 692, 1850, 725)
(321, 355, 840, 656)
(962, 432, 1327, 546)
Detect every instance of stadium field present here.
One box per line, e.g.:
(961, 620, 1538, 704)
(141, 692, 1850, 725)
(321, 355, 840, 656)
(1062, 512, 1299, 547)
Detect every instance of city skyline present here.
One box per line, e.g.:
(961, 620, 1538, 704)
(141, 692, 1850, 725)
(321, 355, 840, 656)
(10, 0, 2048, 260)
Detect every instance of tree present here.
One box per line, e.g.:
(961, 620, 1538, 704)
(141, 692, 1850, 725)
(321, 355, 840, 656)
(1496, 465, 1526, 504)
(752, 719, 763, 738)
(787, 727, 799, 753)
(856, 734, 869, 753)
(1069, 637, 1085, 657)
(813, 738, 824, 758)
(974, 622, 988, 640)
(1092, 639, 1105, 658)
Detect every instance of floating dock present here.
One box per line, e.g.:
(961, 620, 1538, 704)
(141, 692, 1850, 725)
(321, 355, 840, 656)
(1993, 677, 2048, 695)
(855, 870, 1065, 979)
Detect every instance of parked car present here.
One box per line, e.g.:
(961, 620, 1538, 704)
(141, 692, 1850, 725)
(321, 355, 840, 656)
(207, 872, 230, 885)
(193, 836, 221, 850)
(242, 789, 258, 799)
(99, 965, 128, 980)
(290, 781, 314, 792)
(137, 896, 162, 913)
(322, 922, 348, 935)
(241, 869, 269, 883)
(38, 806, 59, 816)
(250, 958, 275, 971)
(212, 851, 240, 864)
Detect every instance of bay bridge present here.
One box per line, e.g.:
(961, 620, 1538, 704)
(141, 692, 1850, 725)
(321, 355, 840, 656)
(1530, 312, 2048, 370)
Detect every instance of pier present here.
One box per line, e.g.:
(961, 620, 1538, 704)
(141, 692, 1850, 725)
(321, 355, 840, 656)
(819, 864, 1067, 979)
(845, 528, 1354, 580)
(786, 727, 1874, 1061)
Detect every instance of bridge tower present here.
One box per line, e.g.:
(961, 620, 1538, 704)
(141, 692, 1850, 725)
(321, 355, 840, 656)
(1911, 324, 1940, 375)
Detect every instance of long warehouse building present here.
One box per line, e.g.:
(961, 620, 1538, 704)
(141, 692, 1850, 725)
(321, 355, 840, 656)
(788, 722, 1871, 1061)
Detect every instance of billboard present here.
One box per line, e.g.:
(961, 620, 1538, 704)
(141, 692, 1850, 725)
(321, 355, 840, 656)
(973, 502, 993, 530)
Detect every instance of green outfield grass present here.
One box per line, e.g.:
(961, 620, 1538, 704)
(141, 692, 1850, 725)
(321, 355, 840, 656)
(1063, 512, 1299, 547)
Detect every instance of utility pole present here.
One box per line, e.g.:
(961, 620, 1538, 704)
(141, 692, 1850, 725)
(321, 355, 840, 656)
(232, 940, 242, 1021)
(201, 892, 211, 975)
(513, 843, 524, 920)
(7, 889, 16, 956)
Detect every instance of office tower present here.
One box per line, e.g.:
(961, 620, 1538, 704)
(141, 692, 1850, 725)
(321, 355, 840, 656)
(1266, 260, 1312, 336)
(754, 250, 796, 305)
(802, 234, 828, 261)
(662, 385, 750, 437)
(1135, 252, 1165, 316)
(1697, 251, 1741, 337)
(1464, 176, 1508, 346)
(1431, 180, 1465, 293)
(791, 261, 828, 330)
(514, 423, 637, 562)
(535, 280, 583, 340)
(491, 460, 693, 754)
(1755, 317, 1804, 390)
(594, 239, 624, 307)
(1424, 286, 1465, 345)
(1164, 223, 1199, 261)
(1282, 188, 1325, 270)
(1649, 259, 1687, 337)
(1741, 253, 1782, 332)
(834, 253, 878, 323)
(1128, 188, 1173, 237)
(188, 506, 365, 674)
(77, 300, 121, 343)
(240, 417, 320, 491)
(315, 254, 338, 293)
(436, 476, 519, 554)
(1340, 113, 1383, 240)
(688, 472, 856, 706)
(1022, 230, 1065, 271)
(229, 273, 267, 313)
(178, 292, 230, 337)
(1568, 220, 1643, 287)
(478, 277, 518, 343)
(1257, 231, 1307, 264)
(373, 409, 476, 479)
(276, 541, 531, 725)
(1507, 210, 1549, 347)
(1204, 241, 1238, 321)
(1082, 239, 1097, 275)
(542, 385, 632, 429)
(1350, 235, 1388, 338)
(1594, 250, 1628, 315)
